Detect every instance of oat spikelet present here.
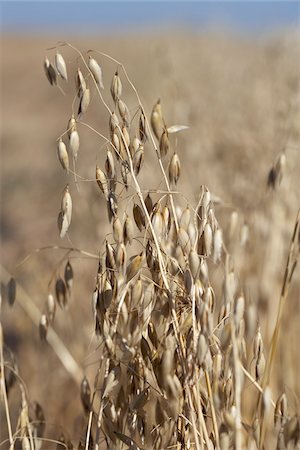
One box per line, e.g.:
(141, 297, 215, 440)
(67, 115, 76, 138)
(96, 165, 109, 200)
(151, 99, 164, 140)
(203, 223, 213, 256)
(57, 139, 69, 173)
(169, 153, 181, 185)
(44, 57, 57, 86)
(113, 216, 123, 244)
(126, 253, 143, 281)
(133, 203, 145, 232)
(105, 149, 115, 180)
(46, 293, 56, 324)
(213, 228, 222, 263)
(189, 250, 199, 279)
(64, 260, 74, 291)
(75, 68, 86, 98)
(159, 129, 170, 158)
(55, 52, 68, 81)
(139, 110, 148, 143)
(109, 111, 119, 135)
(123, 214, 134, 245)
(7, 277, 16, 307)
(80, 376, 91, 413)
(133, 147, 144, 176)
(39, 314, 48, 341)
(111, 71, 122, 103)
(69, 129, 80, 161)
(88, 56, 104, 89)
(78, 87, 90, 117)
(118, 99, 130, 126)
(59, 185, 72, 238)
(267, 152, 286, 189)
(55, 277, 67, 309)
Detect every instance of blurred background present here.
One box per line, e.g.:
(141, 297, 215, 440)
(1, 1, 300, 446)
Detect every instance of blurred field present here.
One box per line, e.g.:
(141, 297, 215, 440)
(1, 29, 300, 447)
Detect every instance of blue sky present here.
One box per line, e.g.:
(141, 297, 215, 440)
(1, 1, 300, 35)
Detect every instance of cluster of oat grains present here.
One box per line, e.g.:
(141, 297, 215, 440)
(1, 43, 299, 450)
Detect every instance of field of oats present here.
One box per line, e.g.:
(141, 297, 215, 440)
(1, 30, 300, 449)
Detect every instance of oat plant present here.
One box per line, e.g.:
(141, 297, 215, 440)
(1, 42, 300, 450)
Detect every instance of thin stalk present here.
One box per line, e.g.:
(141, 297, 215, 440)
(0, 266, 83, 385)
(204, 369, 220, 449)
(0, 324, 14, 449)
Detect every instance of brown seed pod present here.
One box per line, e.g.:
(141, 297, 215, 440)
(253, 327, 263, 360)
(159, 129, 170, 158)
(255, 351, 265, 381)
(274, 393, 288, 428)
(133, 203, 145, 232)
(131, 136, 141, 157)
(113, 216, 123, 244)
(105, 241, 116, 270)
(151, 99, 164, 140)
(88, 56, 104, 89)
(121, 125, 130, 148)
(78, 87, 90, 117)
(213, 228, 223, 263)
(75, 68, 86, 98)
(109, 111, 119, 135)
(55, 52, 68, 81)
(144, 193, 153, 214)
(118, 99, 130, 126)
(123, 214, 134, 245)
(131, 277, 143, 306)
(132, 147, 144, 176)
(162, 205, 171, 233)
(169, 153, 181, 185)
(61, 185, 72, 228)
(46, 293, 56, 324)
(111, 71, 122, 103)
(39, 314, 48, 341)
(152, 211, 164, 242)
(103, 277, 113, 306)
(64, 260, 74, 291)
(80, 376, 91, 414)
(197, 334, 208, 367)
(121, 161, 130, 190)
(115, 243, 127, 271)
(107, 191, 118, 220)
(203, 223, 213, 257)
(67, 115, 76, 138)
(178, 227, 191, 254)
(55, 277, 67, 309)
(96, 165, 109, 200)
(57, 211, 66, 238)
(139, 110, 148, 143)
(105, 149, 115, 180)
(126, 253, 143, 282)
(57, 139, 69, 173)
(189, 249, 200, 279)
(44, 57, 57, 86)
(267, 153, 286, 190)
(180, 206, 191, 230)
(69, 129, 80, 161)
(111, 131, 122, 160)
(7, 277, 16, 307)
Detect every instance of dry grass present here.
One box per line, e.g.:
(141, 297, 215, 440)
(1, 30, 300, 450)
